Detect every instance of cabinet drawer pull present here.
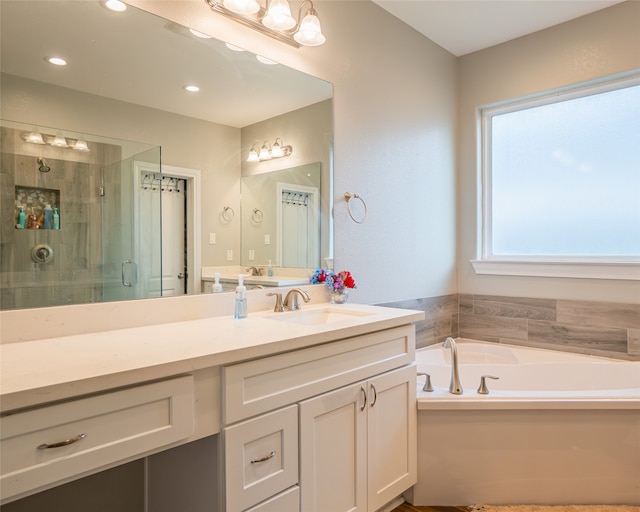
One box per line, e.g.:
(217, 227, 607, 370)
(250, 451, 276, 464)
(37, 433, 87, 450)
(370, 383, 377, 407)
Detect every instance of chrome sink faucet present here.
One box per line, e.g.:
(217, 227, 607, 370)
(443, 337, 463, 395)
(246, 266, 263, 276)
(283, 288, 311, 311)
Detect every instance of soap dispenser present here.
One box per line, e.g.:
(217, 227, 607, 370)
(234, 274, 247, 319)
(17, 206, 25, 229)
(267, 260, 274, 277)
(212, 272, 223, 293)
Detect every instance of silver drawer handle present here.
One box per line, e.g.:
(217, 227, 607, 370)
(250, 451, 276, 464)
(37, 433, 87, 450)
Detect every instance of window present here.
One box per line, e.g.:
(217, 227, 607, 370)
(473, 73, 640, 280)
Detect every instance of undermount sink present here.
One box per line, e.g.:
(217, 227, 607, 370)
(266, 307, 375, 325)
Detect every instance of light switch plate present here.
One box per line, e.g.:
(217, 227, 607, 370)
(209, 233, 216, 245)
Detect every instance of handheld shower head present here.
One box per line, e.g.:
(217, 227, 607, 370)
(37, 157, 51, 173)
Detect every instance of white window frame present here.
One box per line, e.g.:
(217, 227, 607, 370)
(472, 71, 640, 281)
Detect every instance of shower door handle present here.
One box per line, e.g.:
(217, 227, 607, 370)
(122, 260, 133, 287)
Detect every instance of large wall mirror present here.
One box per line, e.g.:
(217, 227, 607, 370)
(0, 0, 333, 310)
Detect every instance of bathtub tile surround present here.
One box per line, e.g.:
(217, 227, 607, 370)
(460, 294, 640, 360)
(381, 295, 458, 349)
(383, 294, 640, 360)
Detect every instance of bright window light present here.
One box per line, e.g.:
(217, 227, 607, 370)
(480, 74, 640, 264)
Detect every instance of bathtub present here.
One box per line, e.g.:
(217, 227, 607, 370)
(408, 339, 640, 506)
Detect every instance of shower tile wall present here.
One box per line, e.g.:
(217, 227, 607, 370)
(0, 127, 122, 310)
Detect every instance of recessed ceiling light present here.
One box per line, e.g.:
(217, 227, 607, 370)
(189, 28, 211, 39)
(47, 56, 67, 66)
(225, 43, 246, 52)
(256, 55, 277, 65)
(105, 0, 127, 12)
(183, 84, 200, 93)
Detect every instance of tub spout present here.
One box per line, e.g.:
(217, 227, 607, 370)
(443, 337, 463, 395)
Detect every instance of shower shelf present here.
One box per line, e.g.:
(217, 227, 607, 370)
(14, 186, 60, 230)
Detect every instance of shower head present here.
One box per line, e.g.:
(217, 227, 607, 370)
(37, 157, 51, 173)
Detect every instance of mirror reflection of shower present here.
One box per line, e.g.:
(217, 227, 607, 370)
(37, 157, 50, 173)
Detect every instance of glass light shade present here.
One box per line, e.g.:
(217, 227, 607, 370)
(223, 0, 260, 15)
(262, 0, 296, 30)
(51, 132, 68, 147)
(271, 140, 284, 157)
(293, 12, 326, 46)
(73, 139, 90, 152)
(247, 148, 259, 162)
(26, 131, 45, 144)
(258, 144, 271, 160)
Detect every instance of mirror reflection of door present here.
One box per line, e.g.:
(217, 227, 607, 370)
(134, 163, 187, 298)
(277, 183, 320, 268)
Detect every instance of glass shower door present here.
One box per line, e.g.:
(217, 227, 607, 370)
(101, 147, 162, 302)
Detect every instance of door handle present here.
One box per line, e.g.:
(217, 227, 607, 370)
(177, 273, 185, 279)
(122, 260, 132, 287)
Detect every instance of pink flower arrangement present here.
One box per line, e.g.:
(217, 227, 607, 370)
(310, 269, 357, 293)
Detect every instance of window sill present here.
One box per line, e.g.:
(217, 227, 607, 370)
(470, 259, 640, 281)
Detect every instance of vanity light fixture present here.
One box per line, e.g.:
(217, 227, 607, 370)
(73, 138, 90, 152)
(247, 138, 292, 162)
(204, 0, 326, 48)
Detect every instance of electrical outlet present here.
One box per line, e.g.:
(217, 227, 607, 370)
(209, 233, 216, 245)
(226, 249, 233, 261)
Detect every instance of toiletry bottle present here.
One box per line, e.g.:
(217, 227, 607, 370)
(234, 274, 247, 319)
(17, 206, 25, 229)
(27, 208, 37, 229)
(212, 272, 223, 293)
(267, 260, 274, 277)
(53, 207, 60, 230)
(43, 204, 53, 229)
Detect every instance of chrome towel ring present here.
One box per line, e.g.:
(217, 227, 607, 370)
(222, 206, 235, 222)
(344, 192, 367, 223)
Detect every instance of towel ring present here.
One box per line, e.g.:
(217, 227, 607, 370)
(222, 206, 235, 222)
(344, 192, 367, 224)
(251, 208, 263, 224)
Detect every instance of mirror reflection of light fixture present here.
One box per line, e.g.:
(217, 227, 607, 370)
(51, 132, 68, 148)
(247, 138, 293, 162)
(25, 129, 45, 145)
(73, 138, 90, 152)
(204, 0, 326, 48)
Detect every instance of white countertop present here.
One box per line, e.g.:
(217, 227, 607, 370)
(0, 303, 423, 412)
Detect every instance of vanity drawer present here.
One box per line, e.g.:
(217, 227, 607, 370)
(224, 405, 298, 512)
(1, 376, 194, 502)
(223, 325, 414, 423)
(245, 486, 300, 512)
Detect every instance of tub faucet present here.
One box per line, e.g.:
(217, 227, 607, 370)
(443, 337, 463, 395)
(283, 288, 311, 311)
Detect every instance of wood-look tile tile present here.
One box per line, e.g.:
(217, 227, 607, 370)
(528, 320, 628, 353)
(459, 294, 473, 315)
(472, 295, 556, 320)
(459, 313, 528, 342)
(557, 300, 640, 329)
(628, 328, 640, 356)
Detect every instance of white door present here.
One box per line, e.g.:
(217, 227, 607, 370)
(277, 183, 320, 268)
(367, 366, 417, 512)
(158, 177, 186, 296)
(299, 381, 367, 512)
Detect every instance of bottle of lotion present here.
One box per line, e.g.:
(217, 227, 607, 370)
(17, 206, 25, 229)
(43, 204, 53, 229)
(53, 207, 60, 230)
(212, 272, 223, 293)
(234, 274, 247, 319)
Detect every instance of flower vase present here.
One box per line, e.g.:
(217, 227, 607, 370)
(330, 289, 349, 304)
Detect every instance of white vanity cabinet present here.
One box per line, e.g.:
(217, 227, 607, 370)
(299, 365, 417, 512)
(222, 324, 417, 512)
(0, 376, 195, 502)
